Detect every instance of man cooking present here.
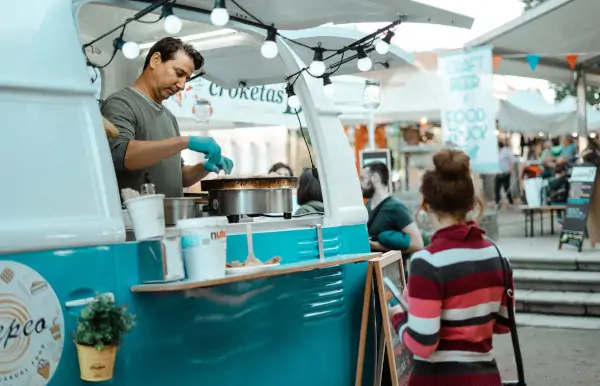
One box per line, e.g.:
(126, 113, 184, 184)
(102, 37, 233, 197)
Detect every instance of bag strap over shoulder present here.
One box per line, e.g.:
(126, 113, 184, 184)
(487, 238, 527, 386)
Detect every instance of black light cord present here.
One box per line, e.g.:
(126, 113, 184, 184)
(293, 108, 316, 172)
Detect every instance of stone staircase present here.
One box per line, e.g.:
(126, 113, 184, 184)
(510, 254, 600, 329)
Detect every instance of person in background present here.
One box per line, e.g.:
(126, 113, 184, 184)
(556, 136, 578, 167)
(360, 162, 424, 255)
(539, 139, 556, 179)
(550, 136, 563, 157)
(582, 135, 600, 166)
(102, 37, 233, 198)
(495, 141, 515, 209)
(519, 134, 526, 157)
(294, 168, 324, 216)
(389, 149, 512, 386)
(268, 162, 294, 177)
(547, 163, 570, 206)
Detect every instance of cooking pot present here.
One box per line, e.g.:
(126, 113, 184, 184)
(164, 197, 208, 226)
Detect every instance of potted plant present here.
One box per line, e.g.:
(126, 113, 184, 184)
(74, 293, 135, 382)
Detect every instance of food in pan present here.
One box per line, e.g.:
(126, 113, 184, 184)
(226, 255, 281, 268)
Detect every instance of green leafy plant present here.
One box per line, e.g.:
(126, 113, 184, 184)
(74, 294, 135, 351)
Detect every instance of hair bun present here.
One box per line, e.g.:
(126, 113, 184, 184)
(432, 149, 471, 179)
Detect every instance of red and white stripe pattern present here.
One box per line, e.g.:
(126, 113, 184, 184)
(395, 222, 512, 386)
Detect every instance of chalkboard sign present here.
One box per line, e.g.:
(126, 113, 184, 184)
(559, 164, 598, 252)
(373, 252, 412, 386)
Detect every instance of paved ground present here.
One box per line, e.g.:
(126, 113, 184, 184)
(494, 327, 600, 386)
(484, 210, 600, 385)
(494, 207, 599, 258)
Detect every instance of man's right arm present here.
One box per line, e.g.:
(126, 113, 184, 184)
(102, 97, 190, 172)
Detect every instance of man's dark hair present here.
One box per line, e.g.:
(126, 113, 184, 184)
(297, 168, 323, 206)
(268, 162, 293, 176)
(143, 37, 204, 71)
(365, 161, 390, 187)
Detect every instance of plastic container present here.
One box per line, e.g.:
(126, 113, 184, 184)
(124, 194, 166, 240)
(177, 217, 228, 281)
(524, 178, 543, 207)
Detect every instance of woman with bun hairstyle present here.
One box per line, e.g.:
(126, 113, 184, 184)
(389, 149, 513, 386)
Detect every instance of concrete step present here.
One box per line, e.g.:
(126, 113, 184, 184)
(509, 255, 600, 272)
(515, 290, 600, 316)
(513, 269, 600, 292)
(515, 312, 600, 330)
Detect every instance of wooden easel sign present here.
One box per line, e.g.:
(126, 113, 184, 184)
(355, 252, 413, 386)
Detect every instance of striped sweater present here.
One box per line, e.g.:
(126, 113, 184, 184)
(394, 222, 512, 386)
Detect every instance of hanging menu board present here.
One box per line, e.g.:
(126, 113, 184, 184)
(559, 164, 598, 252)
(359, 148, 392, 170)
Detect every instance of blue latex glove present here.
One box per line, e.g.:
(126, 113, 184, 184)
(204, 156, 234, 174)
(188, 137, 221, 163)
(378, 230, 411, 251)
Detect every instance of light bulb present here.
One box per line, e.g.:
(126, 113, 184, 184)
(288, 95, 300, 109)
(122, 41, 140, 60)
(164, 14, 182, 34)
(324, 83, 335, 98)
(375, 39, 390, 55)
(261, 40, 278, 59)
(357, 57, 372, 72)
(210, 7, 229, 26)
(309, 61, 326, 76)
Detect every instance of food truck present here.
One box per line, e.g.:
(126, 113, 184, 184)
(0, 0, 472, 384)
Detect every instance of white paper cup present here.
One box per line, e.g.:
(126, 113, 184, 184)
(177, 217, 228, 281)
(124, 194, 166, 240)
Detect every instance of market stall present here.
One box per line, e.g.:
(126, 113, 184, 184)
(1, 0, 474, 385)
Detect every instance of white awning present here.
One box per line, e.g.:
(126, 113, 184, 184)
(157, 0, 474, 30)
(465, 0, 600, 85)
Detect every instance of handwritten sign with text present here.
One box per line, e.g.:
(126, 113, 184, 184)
(438, 46, 499, 173)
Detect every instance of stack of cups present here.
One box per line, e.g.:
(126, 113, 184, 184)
(124, 194, 166, 240)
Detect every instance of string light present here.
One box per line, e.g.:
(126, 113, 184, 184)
(163, 4, 182, 34)
(309, 47, 326, 77)
(375, 31, 394, 55)
(84, 0, 400, 97)
(261, 28, 278, 59)
(323, 75, 335, 98)
(286, 83, 300, 109)
(210, 0, 229, 27)
(356, 47, 372, 72)
(113, 38, 140, 59)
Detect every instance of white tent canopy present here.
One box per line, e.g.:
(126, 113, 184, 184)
(465, 0, 600, 85)
(497, 90, 577, 134)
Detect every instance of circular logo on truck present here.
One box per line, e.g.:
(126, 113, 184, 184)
(0, 262, 64, 385)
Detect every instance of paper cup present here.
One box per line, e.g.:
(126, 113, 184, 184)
(124, 194, 166, 240)
(177, 217, 228, 281)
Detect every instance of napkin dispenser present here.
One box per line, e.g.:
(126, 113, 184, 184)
(137, 228, 185, 283)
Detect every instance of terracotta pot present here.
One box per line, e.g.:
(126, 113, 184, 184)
(76, 343, 118, 382)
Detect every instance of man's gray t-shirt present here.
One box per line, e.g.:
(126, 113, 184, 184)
(101, 87, 184, 198)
